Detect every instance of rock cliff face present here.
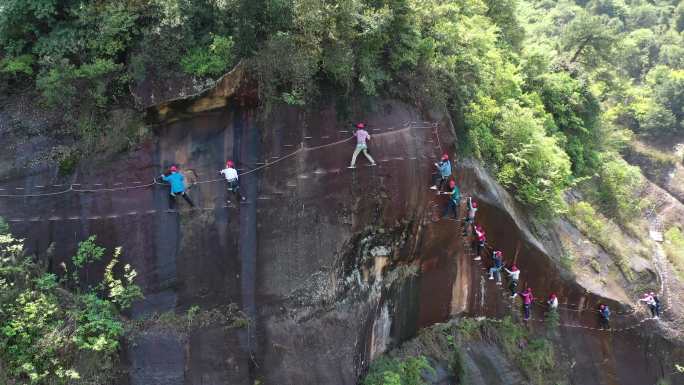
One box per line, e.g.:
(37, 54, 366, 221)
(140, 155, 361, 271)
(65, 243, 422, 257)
(1, 80, 683, 384)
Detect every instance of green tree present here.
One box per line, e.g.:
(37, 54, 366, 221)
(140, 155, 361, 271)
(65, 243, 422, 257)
(561, 10, 619, 68)
(647, 65, 684, 129)
(532, 71, 601, 175)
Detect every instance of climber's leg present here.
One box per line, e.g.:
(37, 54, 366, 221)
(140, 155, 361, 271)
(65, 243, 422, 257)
(349, 145, 363, 168)
(181, 192, 195, 207)
(362, 148, 376, 165)
(509, 280, 518, 297)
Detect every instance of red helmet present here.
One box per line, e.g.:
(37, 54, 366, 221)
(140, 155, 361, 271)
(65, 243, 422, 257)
(550, 293, 557, 299)
(169, 165, 178, 172)
(226, 160, 235, 168)
(441, 153, 449, 161)
(471, 201, 478, 208)
(510, 264, 518, 271)
(449, 180, 456, 188)
(356, 122, 365, 129)
(600, 304, 605, 309)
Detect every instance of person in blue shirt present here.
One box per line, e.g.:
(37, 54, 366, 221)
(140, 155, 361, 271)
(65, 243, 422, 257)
(599, 304, 611, 330)
(430, 154, 452, 191)
(160, 165, 195, 209)
(488, 250, 503, 284)
(440, 179, 460, 220)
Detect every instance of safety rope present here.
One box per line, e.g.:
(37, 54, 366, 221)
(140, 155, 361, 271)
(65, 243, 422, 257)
(0, 117, 672, 333)
(0, 122, 429, 198)
(422, 124, 669, 332)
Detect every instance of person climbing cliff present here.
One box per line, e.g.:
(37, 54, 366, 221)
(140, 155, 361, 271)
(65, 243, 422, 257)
(160, 165, 195, 209)
(519, 287, 534, 321)
(462, 197, 478, 236)
(504, 264, 520, 297)
(547, 293, 558, 311)
(599, 304, 611, 329)
(348, 123, 376, 168)
(220, 160, 245, 203)
(440, 179, 460, 220)
(640, 292, 660, 319)
(430, 154, 452, 191)
(488, 250, 503, 285)
(652, 292, 661, 319)
(474, 225, 486, 261)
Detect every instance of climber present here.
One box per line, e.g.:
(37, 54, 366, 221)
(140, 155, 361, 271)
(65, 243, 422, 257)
(462, 197, 478, 236)
(504, 264, 520, 297)
(474, 225, 486, 261)
(547, 293, 558, 311)
(440, 179, 460, 220)
(219, 160, 245, 203)
(599, 304, 611, 330)
(488, 250, 503, 285)
(430, 154, 452, 191)
(652, 292, 661, 319)
(160, 165, 195, 209)
(640, 292, 660, 319)
(519, 287, 534, 321)
(348, 122, 376, 168)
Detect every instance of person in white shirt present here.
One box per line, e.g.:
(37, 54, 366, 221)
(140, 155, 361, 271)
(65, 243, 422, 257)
(462, 197, 478, 236)
(504, 264, 520, 297)
(220, 160, 244, 202)
(639, 292, 659, 319)
(547, 293, 558, 311)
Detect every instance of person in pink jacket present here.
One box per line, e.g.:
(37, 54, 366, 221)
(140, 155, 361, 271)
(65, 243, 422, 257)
(519, 287, 534, 321)
(348, 123, 377, 168)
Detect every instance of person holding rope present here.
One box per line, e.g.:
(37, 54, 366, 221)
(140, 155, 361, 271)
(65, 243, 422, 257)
(639, 292, 660, 319)
(488, 250, 503, 285)
(439, 179, 460, 220)
(220, 160, 245, 203)
(430, 154, 452, 191)
(599, 304, 611, 330)
(348, 123, 376, 168)
(504, 264, 520, 297)
(159, 165, 195, 209)
(474, 225, 486, 261)
(462, 197, 478, 236)
(547, 293, 558, 311)
(519, 287, 534, 321)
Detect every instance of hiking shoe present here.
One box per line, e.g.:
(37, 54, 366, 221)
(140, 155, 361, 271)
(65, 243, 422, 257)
(430, 186, 437, 190)
(347, 166, 356, 169)
(510, 294, 517, 298)
(473, 256, 481, 261)
(488, 276, 493, 280)
(496, 282, 502, 285)
(370, 163, 377, 167)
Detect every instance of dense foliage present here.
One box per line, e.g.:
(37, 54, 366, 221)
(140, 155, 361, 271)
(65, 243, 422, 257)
(0, 221, 142, 384)
(0, 0, 680, 212)
(362, 355, 434, 385)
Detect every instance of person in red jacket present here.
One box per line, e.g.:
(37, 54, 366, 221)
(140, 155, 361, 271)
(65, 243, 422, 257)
(519, 287, 534, 321)
(474, 225, 486, 261)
